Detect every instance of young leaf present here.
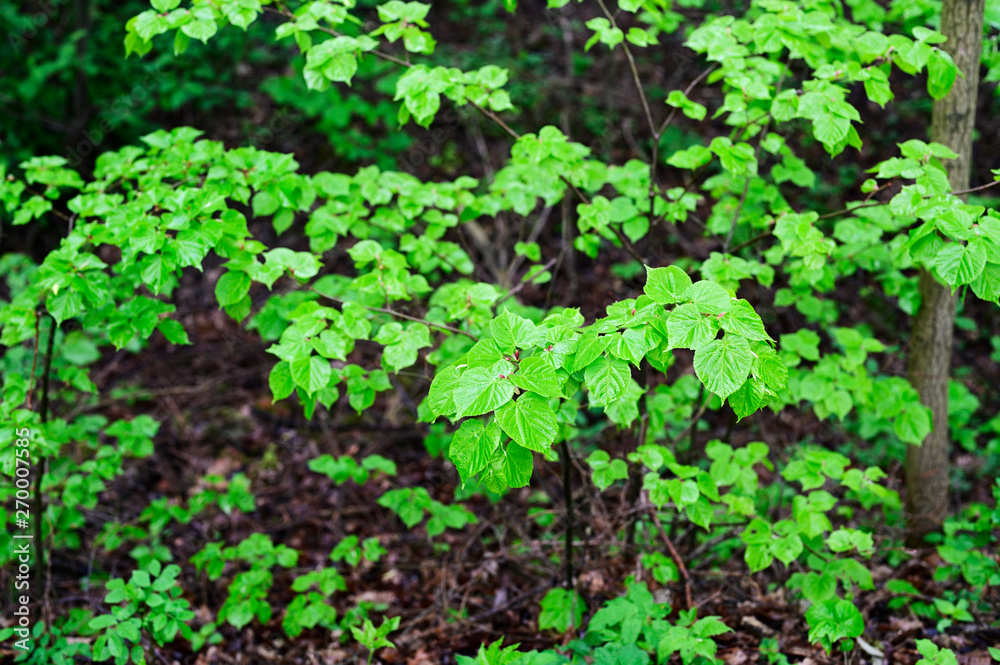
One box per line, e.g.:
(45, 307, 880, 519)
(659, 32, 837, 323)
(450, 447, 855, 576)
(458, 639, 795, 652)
(693, 334, 754, 399)
(495, 394, 558, 453)
(449, 419, 499, 482)
(490, 309, 538, 349)
(538, 588, 586, 633)
(585, 356, 631, 403)
(508, 356, 564, 397)
(645, 265, 692, 304)
(454, 362, 516, 417)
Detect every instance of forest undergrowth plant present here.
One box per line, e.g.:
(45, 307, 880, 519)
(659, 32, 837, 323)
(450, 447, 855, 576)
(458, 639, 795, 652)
(2, 0, 1000, 661)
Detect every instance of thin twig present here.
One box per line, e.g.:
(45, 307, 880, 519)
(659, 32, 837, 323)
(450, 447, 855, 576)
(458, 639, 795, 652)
(502, 206, 554, 286)
(23, 187, 73, 223)
(723, 64, 785, 252)
(650, 507, 692, 609)
(559, 173, 645, 262)
(950, 179, 1000, 197)
(728, 229, 772, 254)
(560, 439, 575, 588)
(269, 4, 411, 67)
(650, 63, 718, 229)
(624, 362, 649, 546)
(723, 177, 752, 252)
(311, 288, 478, 340)
(815, 179, 1000, 221)
(815, 200, 887, 221)
(470, 101, 520, 140)
(594, 0, 656, 138)
(668, 392, 711, 448)
(497, 258, 558, 306)
(274, 2, 649, 268)
(657, 63, 719, 138)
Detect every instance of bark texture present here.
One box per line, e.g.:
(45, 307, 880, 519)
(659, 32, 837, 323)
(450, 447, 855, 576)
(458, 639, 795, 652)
(905, 0, 985, 544)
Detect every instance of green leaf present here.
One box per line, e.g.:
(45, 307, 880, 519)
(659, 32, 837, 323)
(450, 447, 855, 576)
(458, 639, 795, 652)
(719, 299, 770, 341)
(895, 401, 932, 445)
(290, 355, 332, 394)
(585, 356, 631, 403)
(644, 265, 692, 304)
(483, 441, 534, 490)
(490, 309, 538, 349)
(157, 319, 190, 345)
(744, 544, 773, 572)
(693, 334, 754, 400)
(935, 239, 988, 286)
(753, 344, 788, 392)
(90, 614, 118, 630)
(805, 599, 864, 649)
(495, 394, 558, 452)
(269, 361, 295, 401)
(584, 17, 623, 50)
(587, 450, 629, 491)
(927, 49, 957, 100)
(573, 334, 613, 372)
(151, 0, 180, 12)
(509, 356, 564, 397)
(685, 280, 732, 314)
(538, 588, 585, 633)
(215, 271, 251, 308)
(813, 114, 850, 147)
(729, 377, 764, 420)
(666, 90, 707, 121)
(449, 419, 499, 482)
(181, 17, 218, 42)
(667, 145, 712, 170)
(454, 363, 516, 417)
(427, 365, 461, 417)
(667, 303, 716, 350)
(801, 572, 837, 601)
(47, 289, 84, 324)
(379, 323, 432, 372)
(614, 328, 648, 365)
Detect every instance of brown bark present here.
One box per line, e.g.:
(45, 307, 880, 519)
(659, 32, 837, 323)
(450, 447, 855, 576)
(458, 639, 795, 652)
(905, 0, 984, 544)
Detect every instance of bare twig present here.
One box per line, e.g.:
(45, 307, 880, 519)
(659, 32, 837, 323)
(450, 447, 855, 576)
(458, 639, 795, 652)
(728, 229, 772, 254)
(816, 180, 1000, 221)
(723, 64, 785, 252)
(650, 507, 693, 609)
(497, 258, 558, 306)
(502, 206, 554, 286)
(311, 288, 478, 340)
(560, 439, 576, 588)
(723, 176, 752, 252)
(595, 0, 656, 138)
(656, 63, 718, 138)
(668, 391, 712, 448)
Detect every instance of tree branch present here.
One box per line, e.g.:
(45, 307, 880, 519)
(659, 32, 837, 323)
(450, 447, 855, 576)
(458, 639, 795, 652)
(312, 288, 478, 340)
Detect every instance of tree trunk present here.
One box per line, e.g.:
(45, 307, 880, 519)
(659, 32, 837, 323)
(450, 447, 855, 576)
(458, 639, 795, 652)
(905, 0, 984, 545)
